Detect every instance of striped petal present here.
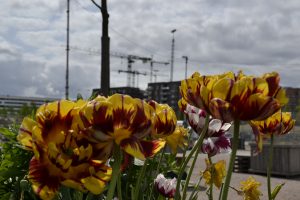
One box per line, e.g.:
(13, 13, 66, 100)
(18, 117, 37, 150)
(81, 176, 106, 195)
(240, 93, 281, 121)
(29, 158, 60, 200)
(121, 139, 165, 160)
(149, 100, 177, 138)
(209, 98, 234, 123)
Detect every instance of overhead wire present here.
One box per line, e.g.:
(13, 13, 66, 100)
(71, 1, 300, 70)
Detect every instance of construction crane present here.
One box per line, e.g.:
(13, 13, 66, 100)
(123, 55, 151, 87)
(118, 70, 147, 88)
(67, 46, 155, 86)
(153, 69, 169, 83)
(150, 60, 169, 83)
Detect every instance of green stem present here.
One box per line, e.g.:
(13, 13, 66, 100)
(188, 177, 202, 200)
(155, 146, 166, 175)
(228, 185, 241, 194)
(134, 159, 148, 199)
(181, 127, 192, 162)
(61, 187, 72, 200)
(175, 115, 210, 200)
(208, 156, 213, 200)
(181, 139, 202, 199)
(125, 160, 133, 199)
(106, 145, 122, 200)
(149, 147, 166, 199)
(158, 194, 165, 200)
(267, 134, 274, 200)
(220, 119, 240, 200)
(85, 193, 94, 200)
(117, 173, 123, 200)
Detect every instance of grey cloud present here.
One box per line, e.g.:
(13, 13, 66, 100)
(1, 0, 300, 99)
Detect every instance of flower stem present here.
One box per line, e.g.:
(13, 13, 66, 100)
(267, 134, 274, 200)
(182, 129, 193, 162)
(220, 119, 240, 200)
(134, 159, 148, 199)
(208, 156, 213, 200)
(181, 139, 202, 199)
(175, 115, 210, 200)
(149, 146, 166, 199)
(188, 177, 202, 200)
(117, 173, 123, 200)
(107, 145, 122, 200)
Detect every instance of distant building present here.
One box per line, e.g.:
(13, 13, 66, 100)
(284, 87, 300, 119)
(0, 95, 58, 111)
(92, 87, 146, 99)
(147, 81, 183, 119)
(0, 95, 58, 127)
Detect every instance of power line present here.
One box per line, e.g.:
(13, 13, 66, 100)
(63, 45, 299, 69)
(71, 0, 171, 60)
(73, 0, 96, 13)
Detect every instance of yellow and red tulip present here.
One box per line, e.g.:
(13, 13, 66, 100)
(250, 111, 295, 152)
(148, 100, 177, 138)
(18, 100, 112, 200)
(180, 71, 287, 123)
(79, 94, 165, 161)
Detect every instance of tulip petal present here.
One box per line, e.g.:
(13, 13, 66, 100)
(243, 93, 281, 121)
(209, 98, 234, 123)
(209, 119, 222, 134)
(122, 139, 165, 160)
(274, 88, 289, 106)
(121, 139, 146, 160)
(61, 179, 85, 192)
(214, 135, 231, 151)
(58, 100, 76, 118)
(81, 176, 106, 195)
(18, 117, 37, 150)
(212, 78, 233, 100)
(29, 158, 60, 200)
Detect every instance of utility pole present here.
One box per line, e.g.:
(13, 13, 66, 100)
(170, 29, 176, 82)
(91, 0, 110, 96)
(182, 56, 188, 79)
(65, 0, 70, 100)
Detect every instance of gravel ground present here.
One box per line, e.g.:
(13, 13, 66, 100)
(186, 153, 300, 200)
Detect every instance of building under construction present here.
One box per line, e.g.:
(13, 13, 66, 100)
(92, 87, 146, 99)
(146, 81, 182, 118)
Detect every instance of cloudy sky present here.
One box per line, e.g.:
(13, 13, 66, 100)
(1, 0, 300, 99)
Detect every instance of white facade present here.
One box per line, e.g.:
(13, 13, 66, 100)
(0, 95, 58, 111)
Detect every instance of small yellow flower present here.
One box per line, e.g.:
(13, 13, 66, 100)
(165, 125, 188, 154)
(202, 159, 226, 189)
(240, 176, 262, 200)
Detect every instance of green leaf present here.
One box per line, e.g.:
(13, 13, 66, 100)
(0, 128, 15, 141)
(271, 183, 285, 200)
(0, 193, 11, 200)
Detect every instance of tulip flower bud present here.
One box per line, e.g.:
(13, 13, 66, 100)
(154, 174, 177, 198)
